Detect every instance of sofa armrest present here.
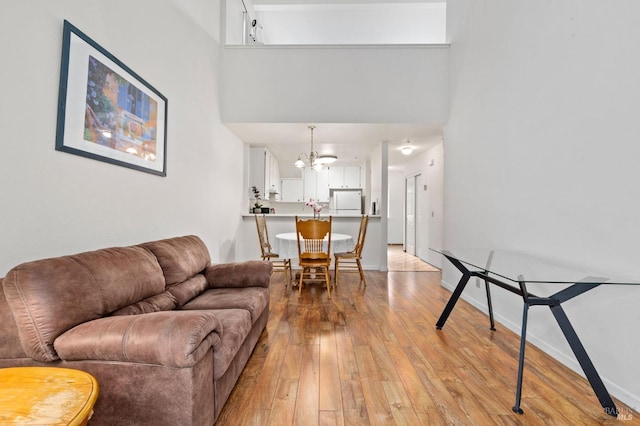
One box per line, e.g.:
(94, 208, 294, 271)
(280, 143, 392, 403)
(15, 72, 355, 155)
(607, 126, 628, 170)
(54, 311, 222, 368)
(204, 260, 272, 289)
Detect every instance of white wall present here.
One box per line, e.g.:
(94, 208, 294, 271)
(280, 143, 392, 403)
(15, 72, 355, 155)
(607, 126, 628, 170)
(446, 0, 640, 409)
(370, 144, 382, 217)
(225, 0, 262, 45)
(387, 169, 404, 244)
(0, 0, 245, 275)
(221, 45, 449, 124)
(253, 3, 447, 45)
(225, 0, 248, 45)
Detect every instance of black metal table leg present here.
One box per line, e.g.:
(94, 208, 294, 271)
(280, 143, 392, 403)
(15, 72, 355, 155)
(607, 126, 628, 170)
(512, 302, 529, 414)
(484, 280, 496, 331)
(436, 272, 471, 329)
(483, 251, 496, 331)
(550, 304, 618, 416)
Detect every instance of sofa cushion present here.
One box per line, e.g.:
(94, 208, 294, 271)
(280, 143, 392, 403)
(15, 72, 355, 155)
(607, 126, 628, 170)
(167, 274, 209, 307)
(205, 261, 272, 289)
(205, 309, 252, 380)
(2, 245, 165, 362)
(141, 235, 211, 286)
(110, 291, 178, 316)
(181, 287, 269, 324)
(55, 311, 223, 368)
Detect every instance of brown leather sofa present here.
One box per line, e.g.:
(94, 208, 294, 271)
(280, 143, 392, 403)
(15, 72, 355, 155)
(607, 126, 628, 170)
(0, 235, 272, 425)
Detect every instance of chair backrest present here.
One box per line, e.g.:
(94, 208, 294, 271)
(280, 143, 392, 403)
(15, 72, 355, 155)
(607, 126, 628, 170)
(354, 215, 369, 256)
(295, 216, 332, 260)
(254, 214, 272, 257)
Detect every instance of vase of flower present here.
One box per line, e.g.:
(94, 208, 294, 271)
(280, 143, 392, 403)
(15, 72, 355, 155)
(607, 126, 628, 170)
(251, 186, 263, 214)
(305, 198, 327, 219)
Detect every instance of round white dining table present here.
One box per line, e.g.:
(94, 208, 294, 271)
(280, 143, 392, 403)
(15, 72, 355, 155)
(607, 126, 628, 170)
(274, 232, 355, 261)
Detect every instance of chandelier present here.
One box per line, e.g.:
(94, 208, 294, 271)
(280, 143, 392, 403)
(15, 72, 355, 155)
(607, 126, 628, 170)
(294, 126, 337, 170)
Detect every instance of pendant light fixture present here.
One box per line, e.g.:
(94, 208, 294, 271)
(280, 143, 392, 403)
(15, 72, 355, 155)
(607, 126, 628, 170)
(294, 125, 337, 170)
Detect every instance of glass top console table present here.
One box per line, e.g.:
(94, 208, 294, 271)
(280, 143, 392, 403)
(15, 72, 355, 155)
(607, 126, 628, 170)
(431, 248, 639, 417)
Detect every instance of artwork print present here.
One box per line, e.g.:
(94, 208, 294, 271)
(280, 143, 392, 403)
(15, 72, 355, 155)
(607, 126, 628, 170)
(56, 20, 167, 176)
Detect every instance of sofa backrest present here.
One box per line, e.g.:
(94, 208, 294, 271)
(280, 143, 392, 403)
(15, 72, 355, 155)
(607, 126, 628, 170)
(140, 235, 211, 287)
(2, 245, 165, 362)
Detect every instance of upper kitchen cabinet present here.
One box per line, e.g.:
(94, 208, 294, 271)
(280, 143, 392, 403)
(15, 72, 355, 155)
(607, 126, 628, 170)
(303, 168, 330, 202)
(280, 178, 304, 202)
(328, 165, 361, 189)
(250, 147, 280, 199)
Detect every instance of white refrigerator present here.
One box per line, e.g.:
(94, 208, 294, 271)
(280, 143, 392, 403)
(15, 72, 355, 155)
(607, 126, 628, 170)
(333, 190, 362, 215)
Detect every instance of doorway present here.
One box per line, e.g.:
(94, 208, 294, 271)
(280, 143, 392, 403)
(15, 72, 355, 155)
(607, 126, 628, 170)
(384, 141, 444, 271)
(393, 172, 440, 272)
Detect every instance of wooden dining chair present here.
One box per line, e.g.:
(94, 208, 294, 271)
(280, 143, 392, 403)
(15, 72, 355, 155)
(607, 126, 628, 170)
(255, 214, 292, 285)
(334, 215, 369, 287)
(295, 215, 333, 298)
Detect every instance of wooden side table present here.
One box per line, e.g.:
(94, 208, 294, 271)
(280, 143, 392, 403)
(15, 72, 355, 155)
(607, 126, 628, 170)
(0, 367, 99, 425)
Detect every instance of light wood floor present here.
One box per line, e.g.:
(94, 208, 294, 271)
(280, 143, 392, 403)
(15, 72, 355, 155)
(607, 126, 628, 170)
(216, 269, 638, 425)
(387, 245, 439, 272)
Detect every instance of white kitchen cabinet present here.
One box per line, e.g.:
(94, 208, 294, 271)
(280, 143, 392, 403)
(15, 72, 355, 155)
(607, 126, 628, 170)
(280, 178, 304, 202)
(328, 165, 361, 189)
(303, 168, 330, 202)
(249, 147, 280, 199)
(316, 168, 330, 201)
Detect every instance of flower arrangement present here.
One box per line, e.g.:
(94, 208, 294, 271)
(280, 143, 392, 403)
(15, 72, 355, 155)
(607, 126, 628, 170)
(305, 198, 328, 219)
(251, 186, 262, 209)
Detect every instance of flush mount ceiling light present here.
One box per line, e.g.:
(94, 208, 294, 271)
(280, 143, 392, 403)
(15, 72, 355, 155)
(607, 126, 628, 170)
(315, 155, 337, 165)
(401, 141, 414, 155)
(294, 126, 337, 170)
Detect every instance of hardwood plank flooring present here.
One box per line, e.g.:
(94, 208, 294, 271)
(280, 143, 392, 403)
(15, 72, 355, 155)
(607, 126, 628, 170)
(387, 245, 439, 272)
(216, 268, 638, 425)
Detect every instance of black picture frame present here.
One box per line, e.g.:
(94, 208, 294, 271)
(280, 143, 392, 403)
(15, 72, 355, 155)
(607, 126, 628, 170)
(55, 20, 168, 176)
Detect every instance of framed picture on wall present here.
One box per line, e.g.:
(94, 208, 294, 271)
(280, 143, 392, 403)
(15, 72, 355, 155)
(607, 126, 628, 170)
(55, 20, 168, 176)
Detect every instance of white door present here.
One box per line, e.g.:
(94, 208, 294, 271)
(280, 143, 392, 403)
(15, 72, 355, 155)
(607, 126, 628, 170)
(405, 176, 417, 255)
